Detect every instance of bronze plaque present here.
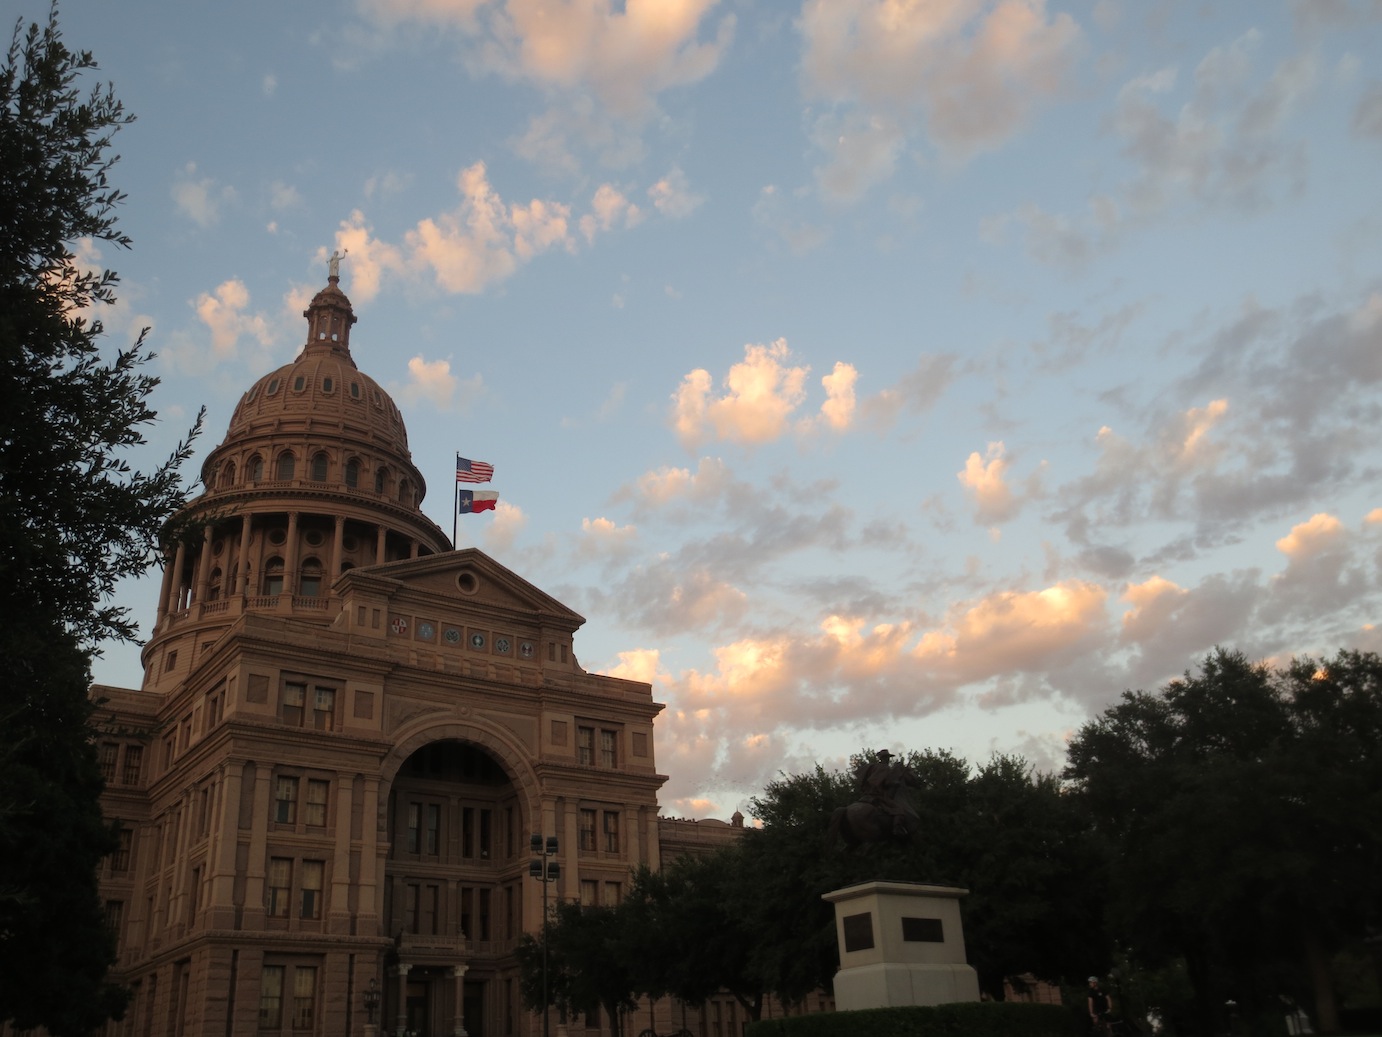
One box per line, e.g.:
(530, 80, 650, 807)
(843, 912, 875, 952)
(902, 916, 944, 942)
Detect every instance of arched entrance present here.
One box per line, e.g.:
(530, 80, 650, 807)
(384, 739, 530, 1037)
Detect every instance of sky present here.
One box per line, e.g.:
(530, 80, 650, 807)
(45, 0, 1382, 817)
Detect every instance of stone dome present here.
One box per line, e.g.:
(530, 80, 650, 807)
(222, 280, 409, 455)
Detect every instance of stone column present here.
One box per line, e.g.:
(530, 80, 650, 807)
(358, 776, 382, 933)
(242, 764, 272, 929)
(450, 965, 468, 1037)
(375, 525, 388, 565)
(207, 761, 243, 928)
(328, 773, 354, 934)
(332, 515, 346, 578)
(394, 964, 411, 1037)
(193, 524, 214, 606)
(284, 511, 300, 596)
(156, 547, 175, 622)
(236, 515, 253, 595)
(169, 540, 188, 612)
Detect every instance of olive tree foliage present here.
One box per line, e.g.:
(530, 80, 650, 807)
(0, 6, 201, 1034)
(1064, 648, 1382, 1036)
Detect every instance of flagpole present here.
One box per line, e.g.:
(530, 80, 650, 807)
(453, 452, 459, 549)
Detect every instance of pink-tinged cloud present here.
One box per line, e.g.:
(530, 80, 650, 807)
(1276, 512, 1344, 558)
(578, 184, 644, 243)
(958, 441, 1019, 525)
(913, 580, 1108, 680)
(194, 279, 274, 360)
(673, 339, 863, 449)
(328, 213, 405, 303)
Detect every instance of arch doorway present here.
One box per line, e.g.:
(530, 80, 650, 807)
(385, 740, 529, 1037)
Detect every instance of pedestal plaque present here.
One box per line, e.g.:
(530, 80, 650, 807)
(823, 880, 980, 1011)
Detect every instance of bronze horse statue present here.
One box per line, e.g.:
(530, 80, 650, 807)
(827, 800, 919, 849)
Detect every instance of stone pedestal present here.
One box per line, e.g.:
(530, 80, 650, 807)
(823, 880, 980, 1012)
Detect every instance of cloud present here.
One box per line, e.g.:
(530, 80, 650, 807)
(958, 441, 1020, 525)
(1354, 82, 1382, 138)
(674, 339, 863, 449)
(192, 279, 275, 363)
(860, 353, 960, 426)
(799, 0, 1082, 198)
(576, 516, 639, 563)
(992, 32, 1315, 265)
(648, 167, 704, 219)
(579, 183, 644, 242)
(481, 500, 527, 553)
(172, 163, 235, 227)
(268, 181, 302, 211)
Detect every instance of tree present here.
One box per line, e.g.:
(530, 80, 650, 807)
(0, 6, 201, 1033)
(1064, 648, 1382, 1036)
(516, 899, 646, 1037)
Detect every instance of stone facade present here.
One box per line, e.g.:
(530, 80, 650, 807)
(86, 275, 739, 1037)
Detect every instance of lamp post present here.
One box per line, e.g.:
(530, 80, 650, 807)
(529, 833, 560, 1037)
(362, 978, 380, 1037)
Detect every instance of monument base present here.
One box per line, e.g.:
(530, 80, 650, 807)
(823, 880, 980, 1012)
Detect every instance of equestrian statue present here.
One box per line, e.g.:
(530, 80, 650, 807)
(828, 749, 921, 849)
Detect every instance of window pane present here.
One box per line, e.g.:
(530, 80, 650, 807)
(293, 967, 316, 1029)
(268, 858, 292, 917)
(305, 780, 329, 827)
(259, 966, 285, 1028)
(600, 729, 617, 768)
(300, 861, 323, 920)
(578, 809, 596, 851)
(275, 776, 298, 824)
(121, 745, 143, 785)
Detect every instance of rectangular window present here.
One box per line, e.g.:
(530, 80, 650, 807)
(425, 803, 441, 855)
(282, 682, 306, 726)
(259, 966, 285, 1029)
(300, 860, 323, 920)
(105, 900, 124, 949)
(600, 729, 617, 769)
(268, 858, 293, 918)
(604, 881, 622, 907)
(578, 809, 596, 852)
(111, 828, 132, 872)
(189, 866, 202, 923)
(405, 883, 420, 934)
(603, 811, 620, 853)
(580, 880, 598, 906)
(462, 807, 475, 858)
(275, 776, 299, 824)
(99, 743, 118, 782)
(312, 687, 335, 731)
(406, 802, 421, 854)
(479, 808, 492, 858)
(121, 744, 144, 785)
(292, 967, 317, 1030)
(577, 726, 595, 766)
(305, 780, 329, 827)
(422, 884, 439, 936)
(460, 887, 472, 938)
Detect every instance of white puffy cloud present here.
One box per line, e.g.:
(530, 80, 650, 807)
(958, 441, 1019, 525)
(193, 279, 275, 362)
(481, 500, 528, 553)
(648, 168, 704, 219)
(579, 183, 644, 242)
(673, 339, 861, 449)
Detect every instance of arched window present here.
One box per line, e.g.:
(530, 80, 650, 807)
(276, 451, 295, 481)
(374, 466, 389, 495)
(299, 559, 323, 598)
(249, 455, 264, 482)
(221, 461, 236, 488)
(310, 452, 328, 482)
(398, 478, 411, 505)
(207, 568, 223, 602)
(263, 558, 285, 597)
(345, 459, 360, 489)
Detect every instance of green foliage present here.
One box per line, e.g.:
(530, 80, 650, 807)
(0, 6, 201, 1033)
(1064, 648, 1382, 1035)
(744, 1001, 1075, 1037)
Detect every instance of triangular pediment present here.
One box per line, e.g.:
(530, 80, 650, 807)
(337, 548, 585, 631)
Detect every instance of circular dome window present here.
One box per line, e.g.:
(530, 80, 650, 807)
(457, 572, 479, 595)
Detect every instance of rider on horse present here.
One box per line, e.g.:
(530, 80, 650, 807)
(856, 749, 919, 839)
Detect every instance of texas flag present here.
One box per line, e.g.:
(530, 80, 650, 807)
(458, 490, 499, 514)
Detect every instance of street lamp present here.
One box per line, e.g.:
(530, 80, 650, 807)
(529, 833, 560, 1037)
(363, 978, 380, 1026)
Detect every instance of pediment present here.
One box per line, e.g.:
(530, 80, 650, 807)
(339, 548, 584, 631)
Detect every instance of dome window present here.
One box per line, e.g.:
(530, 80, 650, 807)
(293, 376, 306, 392)
(220, 461, 236, 488)
(310, 452, 328, 482)
(322, 377, 334, 394)
(299, 560, 324, 598)
(249, 455, 264, 482)
(375, 467, 389, 495)
(263, 558, 285, 597)
(267, 379, 280, 395)
(345, 459, 360, 489)
(207, 568, 223, 602)
(276, 452, 295, 481)
(350, 382, 361, 399)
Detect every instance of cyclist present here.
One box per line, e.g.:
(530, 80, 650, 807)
(1088, 976, 1115, 1036)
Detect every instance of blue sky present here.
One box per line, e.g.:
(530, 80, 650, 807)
(50, 0, 1382, 816)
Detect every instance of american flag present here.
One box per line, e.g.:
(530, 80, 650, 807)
(456, 455, 494, 484)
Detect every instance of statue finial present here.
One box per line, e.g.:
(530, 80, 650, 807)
(328, 248, 348, 280)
